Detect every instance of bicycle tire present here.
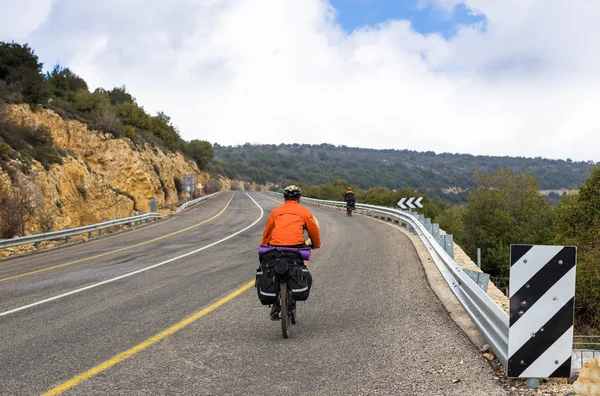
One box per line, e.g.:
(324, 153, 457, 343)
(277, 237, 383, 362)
(280, 281, 291, 338)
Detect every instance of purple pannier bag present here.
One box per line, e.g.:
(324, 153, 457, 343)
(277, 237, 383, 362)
(258, 245, 311, 261)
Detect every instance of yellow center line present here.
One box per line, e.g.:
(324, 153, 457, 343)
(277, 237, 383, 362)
(43, 279, 255, 395)
(0, 194, 236, 283)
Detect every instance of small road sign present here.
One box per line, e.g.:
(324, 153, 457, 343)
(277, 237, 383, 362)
(398, 197, 423, 209)
(182, 174, 196, 193)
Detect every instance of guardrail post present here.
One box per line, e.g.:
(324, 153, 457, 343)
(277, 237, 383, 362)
(424, 218, 432, 234)
(88, 231, 92, 240)
(527, 378, 539, 389)
(64, 236, 70, 244)
(443, 234, 454, 259)
(34, 242, 40, 249)
(436, 234, 444, 247)
(432, 223, 440, 239)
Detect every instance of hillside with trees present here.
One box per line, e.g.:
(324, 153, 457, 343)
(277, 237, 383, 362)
(211, 143, 594, 203)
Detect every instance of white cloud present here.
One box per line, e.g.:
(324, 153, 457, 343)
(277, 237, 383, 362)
(1, 0, 599, 161)
(0, 0, 54, 39)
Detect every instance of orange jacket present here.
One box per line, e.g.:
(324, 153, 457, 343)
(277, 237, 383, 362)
(261, 201, 321, 248)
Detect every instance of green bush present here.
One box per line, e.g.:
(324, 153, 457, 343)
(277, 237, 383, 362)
(0, 110, 63, 170)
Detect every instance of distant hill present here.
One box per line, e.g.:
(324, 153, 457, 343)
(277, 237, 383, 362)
(210, 143, 595, 203)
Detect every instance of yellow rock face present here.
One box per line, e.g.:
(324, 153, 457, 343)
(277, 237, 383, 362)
(6, 104, 210, 212)
(0, 104, 234, 236)
(574, 358, 600, 396)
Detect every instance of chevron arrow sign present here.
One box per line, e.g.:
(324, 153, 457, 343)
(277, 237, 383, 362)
(398, 197, 423, 209)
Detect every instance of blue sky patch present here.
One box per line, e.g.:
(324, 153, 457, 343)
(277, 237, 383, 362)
(329, 0, 486, 37)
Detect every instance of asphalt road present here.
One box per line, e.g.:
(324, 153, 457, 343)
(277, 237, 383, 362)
(0, 192, 508, 395)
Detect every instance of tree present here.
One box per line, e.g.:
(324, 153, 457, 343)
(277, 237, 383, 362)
(107, 86, 135, 106)
(0, 41, 51, 104)
(184, 139, 214, 169)
(47, 65, 88, 101)
(461, 169, 553, 277)
(553, 166, 600, 331)
(434, 205, 465, 238)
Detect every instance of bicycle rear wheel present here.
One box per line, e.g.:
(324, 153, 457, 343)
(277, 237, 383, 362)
(280, 281, 291, 338)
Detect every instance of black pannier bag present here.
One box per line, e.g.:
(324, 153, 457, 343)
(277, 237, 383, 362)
(256, 262, 279, 305)
(256, 249, 312, 303)
(289, 264, 312, 301)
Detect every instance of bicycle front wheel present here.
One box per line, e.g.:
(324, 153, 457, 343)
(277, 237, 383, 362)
(280, 281, 291, 338)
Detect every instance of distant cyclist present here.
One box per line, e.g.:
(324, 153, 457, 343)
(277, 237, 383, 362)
(344, 187, 356, 210)
(261, 185, 321, 319)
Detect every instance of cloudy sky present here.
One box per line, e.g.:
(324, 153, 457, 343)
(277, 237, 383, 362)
(1, 0, 599, 161)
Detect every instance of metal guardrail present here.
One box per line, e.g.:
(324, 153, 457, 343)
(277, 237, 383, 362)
(0, 213, 163, 250)
(0, 190, 226, 251)
(573, 336, 600, 369)
(573, 335, 600, 348)
(176, 191, 225, 213)
(268, 191, 510, 367)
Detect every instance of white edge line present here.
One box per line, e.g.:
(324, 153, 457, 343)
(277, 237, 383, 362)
(0, 192, 264, 318)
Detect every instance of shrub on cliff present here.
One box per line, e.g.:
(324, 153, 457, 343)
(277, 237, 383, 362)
(0, 109, 63, 170)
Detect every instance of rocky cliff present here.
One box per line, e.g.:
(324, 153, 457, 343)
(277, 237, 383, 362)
(0, 104, 255, 237)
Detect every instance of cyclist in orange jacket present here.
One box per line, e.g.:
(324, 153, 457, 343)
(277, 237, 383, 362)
(261, 185, 321, 252)
(261, 185, 321, 320)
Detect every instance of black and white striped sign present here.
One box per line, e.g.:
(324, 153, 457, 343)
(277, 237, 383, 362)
(508, 245, 577, 378)
(397, 197, 423, 209)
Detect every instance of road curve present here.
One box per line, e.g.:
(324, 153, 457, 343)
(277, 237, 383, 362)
(0, 192, 507, 395)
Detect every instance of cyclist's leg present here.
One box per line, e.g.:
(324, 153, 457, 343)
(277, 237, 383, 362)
(270, 299, 281, 320)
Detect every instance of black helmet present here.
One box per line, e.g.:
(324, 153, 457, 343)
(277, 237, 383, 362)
(283, 185, 302, 200)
